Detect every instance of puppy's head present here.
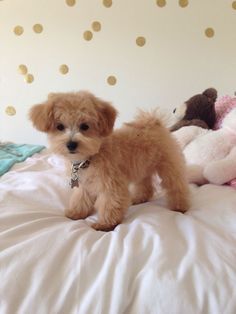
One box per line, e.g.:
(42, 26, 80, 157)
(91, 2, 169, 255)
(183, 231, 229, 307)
(29, 91, 117, 161)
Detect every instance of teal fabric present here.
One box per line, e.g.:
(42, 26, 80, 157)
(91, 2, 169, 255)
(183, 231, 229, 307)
(0, 144, 45, 176)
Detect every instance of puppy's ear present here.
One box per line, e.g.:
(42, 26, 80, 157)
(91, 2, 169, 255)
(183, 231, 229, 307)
(29, 101, 55, 132)
(96, 100, 117, 136)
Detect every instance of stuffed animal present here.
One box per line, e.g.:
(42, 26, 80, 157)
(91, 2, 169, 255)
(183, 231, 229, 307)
(171, 87, 218, 157)
(214, 95, 236, 129)
(174, 107, 236, 186)
(173, 125, 209, 151)
(170, 88, 217, 132)
(210, 95, 236, 187)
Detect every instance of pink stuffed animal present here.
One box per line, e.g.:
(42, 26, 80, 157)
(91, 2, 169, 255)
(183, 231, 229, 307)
(214, 95, 236, 187)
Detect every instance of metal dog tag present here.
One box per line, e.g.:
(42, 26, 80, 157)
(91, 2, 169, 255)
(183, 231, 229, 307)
(70, 177, 79, 188)
(70, 162, 80, 188)
(70, 160, 90, 188)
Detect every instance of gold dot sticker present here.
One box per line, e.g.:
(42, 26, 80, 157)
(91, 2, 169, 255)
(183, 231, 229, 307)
(59, 64, 69, 75)
(5, 106, 16, 116)
(179, 0, 188, 8)
(13, 25, 24, 36)
(18, 64, 28, 75)
(156, 0, 166, 7)
(83, 30, 93, 41)
(92, 21, 101, 32)
(24, 74, 34, 84)
(205, 28, 215, 38)
(107, 76, 117, 86)
(232, 1, 236, 9)
(136, 36, 146, 47)
(66, 0, 76, 6)
(103, 0, 112, 8)
(33, 24, 43, 34)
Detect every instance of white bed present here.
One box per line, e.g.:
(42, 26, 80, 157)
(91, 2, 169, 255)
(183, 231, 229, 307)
(0, 151, 236, 314)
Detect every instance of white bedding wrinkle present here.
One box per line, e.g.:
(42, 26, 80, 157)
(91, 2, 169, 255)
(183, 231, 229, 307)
(0, 152, 236, 314)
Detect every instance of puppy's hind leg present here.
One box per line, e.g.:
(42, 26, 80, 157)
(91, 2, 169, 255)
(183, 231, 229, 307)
(157, 156, 190, 213)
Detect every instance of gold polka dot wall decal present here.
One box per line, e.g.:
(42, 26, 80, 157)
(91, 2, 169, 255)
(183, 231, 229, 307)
(92, 21, 101, 32)
(5, 106, 16, 116)
(13, 25, 24, 36)
(24, 74, 34, 84)
(66, 0, 76, 6)
(18, 64, 28, 75)
(205, 28, 215, 38)
(103, 0, 112, 8)
(107, 76, 117, 86)
(156, 0, 166, 7)
(232, 1, 236, 9)
(33, 24, 43, 34)
(179, 0, 188, 8)
(136, 36, 146, 47)
(59, 64, 69, 75)
(83, 30, 93, 41)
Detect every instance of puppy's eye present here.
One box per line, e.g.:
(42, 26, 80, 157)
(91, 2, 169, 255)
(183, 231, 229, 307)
(79, 123, 89, 131)
(56, 124, 65, 131)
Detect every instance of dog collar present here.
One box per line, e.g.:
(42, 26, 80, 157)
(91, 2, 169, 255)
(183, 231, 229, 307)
(70, 159, 90, 188)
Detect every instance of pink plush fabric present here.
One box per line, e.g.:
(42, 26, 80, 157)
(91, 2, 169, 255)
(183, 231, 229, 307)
(214, 95, 236, 129)
(226, 179, 236, 188)
(214, 95, 236, 188)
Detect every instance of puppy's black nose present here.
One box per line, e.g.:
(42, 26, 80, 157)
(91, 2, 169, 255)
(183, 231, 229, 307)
(66, 141, 78, 152)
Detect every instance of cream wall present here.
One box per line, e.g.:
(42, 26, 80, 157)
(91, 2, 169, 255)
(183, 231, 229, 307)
(0, 0, 236, 145)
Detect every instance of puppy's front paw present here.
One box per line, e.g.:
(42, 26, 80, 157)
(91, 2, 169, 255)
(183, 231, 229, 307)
(65, 208, 90, 220)
(91, 222, 118, 232)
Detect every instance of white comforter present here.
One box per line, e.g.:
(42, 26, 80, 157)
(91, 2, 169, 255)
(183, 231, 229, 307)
(0, 152, 236, 314)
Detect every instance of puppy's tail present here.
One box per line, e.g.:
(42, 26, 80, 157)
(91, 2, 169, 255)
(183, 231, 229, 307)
(126, 108, 174, 129)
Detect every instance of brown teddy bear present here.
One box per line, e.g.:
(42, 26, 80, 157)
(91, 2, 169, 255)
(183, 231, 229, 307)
(170, 88, 217, 132)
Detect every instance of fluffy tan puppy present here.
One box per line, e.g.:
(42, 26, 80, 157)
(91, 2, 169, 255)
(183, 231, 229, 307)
(30, 91, 190, 231)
